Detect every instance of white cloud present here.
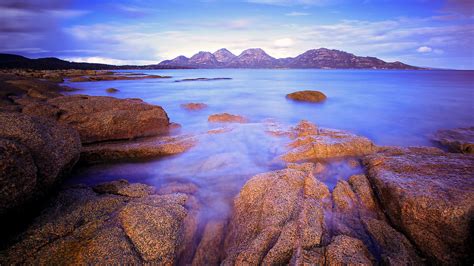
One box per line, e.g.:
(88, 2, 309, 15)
(63, 56, 157, 65)
(274, 38, 294, 48)
(285, 12, 310, 16)
(417, 46, 433, 53)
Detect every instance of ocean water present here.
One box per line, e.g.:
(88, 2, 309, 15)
(64, 69, 474, 219)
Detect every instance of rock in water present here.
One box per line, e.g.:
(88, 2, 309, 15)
(106, 88, 119, 93)
(363, 146, 474, 264)
(181, 102, 208, 111)
(0, 112, 81, 215)
(286, 90, 327, 102)
(47, 95, 170, 143)
(208, 113, 248, 123)
(223, 163, 330, 265)
(281, 120, 376, 161)
(432, 127, 474, 154)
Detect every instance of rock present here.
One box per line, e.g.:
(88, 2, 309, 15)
(363, 146, 474, 264)
(207, 127, 233, 134)
(363, 218, 425, 265)
(93, 180, 155, 198)
(47, 95, 170, 143)
(5, 79, 63, 99)
(192, 220, 226, 265)
(432, 127, 474, 154)
(348, 174, 379, 215)
(325, 235, 374, 265)
(21, 101, 61, 120)
(0, 182, 196, 265)
(208, 113, 247, 123)
(286, 90, 327, 103)
(80, 135, 196, 164)
(157, 182, 199, 195)
(181, 102, 208, 111)
(281, 121, 376, 162)
(0, 112, 81, 215)
(69, 74, 171, 82)
(175, 77, 232, 82)
(106, 88, 119, 93)
(223, 163, 330, 265)
(0, 139, 37, 213)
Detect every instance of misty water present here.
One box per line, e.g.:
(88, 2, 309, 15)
(65, 69, 474, 220)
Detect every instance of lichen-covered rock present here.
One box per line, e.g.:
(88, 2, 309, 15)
(47, 95, 170, 143)
(192, 219, 226, 266)
(80, 135, 196, 164)
(208, 113, 248, 123)
(286, 90, 327, 103)
(281, 120, 376, 161)
(432, 126, 474, 154)
(363, 146, 474, 264)
(223, 163, 330, 265)
(0, 182, 197, 265)
(0, 112, 80, 215)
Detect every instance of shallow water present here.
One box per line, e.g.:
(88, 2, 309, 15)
(65, 69, 474, 218)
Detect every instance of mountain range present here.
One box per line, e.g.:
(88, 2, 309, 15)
(0, 48, 422, 70)
(158, 48, 420, 69)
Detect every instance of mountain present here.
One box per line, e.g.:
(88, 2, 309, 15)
(0, 53, 119, 70)
(157, 48, 421, 69)
(213, 48, 236, 64)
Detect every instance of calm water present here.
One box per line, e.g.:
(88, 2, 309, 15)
(65, 69, 473, 218)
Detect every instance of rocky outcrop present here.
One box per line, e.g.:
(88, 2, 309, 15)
(0, 112, 81, 215)
(80, 135, 197, 164)
(223, 163, 330, 265)
(281, 120, 376, 161)
(45, 95, 170, 143)
(69, 73, 170, 82)
(286, 90, 327, 103)
(364, 147, 474, 264)
(181, 102, 208, 111)
(106, 87, 118, 93)
(208, 113, 248, 123)
(175, 77, 231, 82)
(0, 181, 199, 264)
(432, 127, 474, 154)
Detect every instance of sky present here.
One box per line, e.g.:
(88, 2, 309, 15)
(0, 0, 473, 69)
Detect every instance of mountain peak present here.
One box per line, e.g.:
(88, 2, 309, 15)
(213, 48, 236, 63)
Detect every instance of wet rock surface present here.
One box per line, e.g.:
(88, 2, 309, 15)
(432, 126, 474, 154)
(181, 102, 208, 111)
(208, 113, 248, 123)
(286, 90, 327, 102)
(80, 135, 197, 164)
(0, 112, 81, 215)
(364, 146, 474, 264)
(281, 120, 376, 161)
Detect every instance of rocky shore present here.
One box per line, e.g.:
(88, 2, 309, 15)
(0, 70, 473, 265)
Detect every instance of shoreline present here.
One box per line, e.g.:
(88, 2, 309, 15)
(0, 69, 473, 264)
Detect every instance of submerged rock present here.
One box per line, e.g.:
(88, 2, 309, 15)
(80, 135, 196, 164)
(364, 146, 474, 264)
(281, 120, 376, 161)
(0, 181, 197, 265)
(106, 87, 119, 93)
(432, 126, 474, 154)
(286, 90, 327, 103)
(208, 113, 248, 123)
(47, 95, 170, 143)
(0, 112, 81, 215)
(181, 102, 208, 111)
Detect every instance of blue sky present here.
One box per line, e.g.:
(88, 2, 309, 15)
(1, 0, 473, 69)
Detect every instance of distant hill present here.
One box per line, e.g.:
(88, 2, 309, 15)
(158, 48, 421, 69)
(1, 48, 422, 70)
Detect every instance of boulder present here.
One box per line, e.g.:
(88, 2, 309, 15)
(432, 127, 474, 154)
(363, 146, 474, 264)
(208, 113, 247, 123)
(0, 181, 197, 265)
(286, 90, 327, 103)
(80, 135, 196, 164)
(47, 95, 170, 143)
(105, 88, 119, 93)
(281, 121, 376, 161)
(181, 103, 208, 111)
(223, 163, 330, 265)
(192, 219, 226, 266)
(0, 112, 81, 215)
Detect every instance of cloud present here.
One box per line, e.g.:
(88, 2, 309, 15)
(246, 0, 333, 6)
(274, 38, 294, 47)
(63, 56, 157, 66)
(285, 11, 310, 16)
(417, 46, 432, 53)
